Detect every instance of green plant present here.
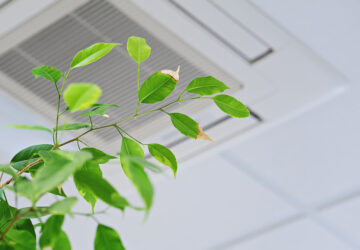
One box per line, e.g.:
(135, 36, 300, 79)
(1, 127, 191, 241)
(0, 36, 249, 249)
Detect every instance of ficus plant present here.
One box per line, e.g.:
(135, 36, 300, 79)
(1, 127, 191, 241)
(0, 36, 249, 249)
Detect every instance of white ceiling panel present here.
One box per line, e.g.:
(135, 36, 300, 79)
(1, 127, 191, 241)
(224, 219, 353, 250)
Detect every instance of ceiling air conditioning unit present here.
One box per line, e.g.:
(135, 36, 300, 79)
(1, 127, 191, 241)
(0, 0, 346, 164)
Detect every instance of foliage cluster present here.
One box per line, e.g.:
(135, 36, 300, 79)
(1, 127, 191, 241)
(0, 36, 249, 249)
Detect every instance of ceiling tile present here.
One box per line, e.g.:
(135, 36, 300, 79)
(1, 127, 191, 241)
(225, 102, 360, 208)
(320, 196, 360, 247)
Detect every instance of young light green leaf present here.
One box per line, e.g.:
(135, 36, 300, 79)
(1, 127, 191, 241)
(70, 43, 120, 70)
(81, 147, 116, 164)
(121, 137, 153, 211)
(74, 162, 102, 213)
(32, 65, 62, 84)
(94, 224, 125, 250)
(10, 144, 53, 171)
(138, 71, 178, 104)
(56, 122, 90, 131)
(148, 143, 177, 177)
(213, 94, 250, 118)
(127, 36, 151, 63)
(74, 171, 129, 211)
(4, 229, 36, 250)
(7, 124, 52, 133)
(169, 113, 213, 141)
(48, 197, 77, 215)
(185, 76, 229, 96)
(63, 83, 102, 112)
(32, 150, 91, 201)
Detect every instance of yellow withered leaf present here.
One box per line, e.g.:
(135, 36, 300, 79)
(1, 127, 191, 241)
(196, 124, 214, 142)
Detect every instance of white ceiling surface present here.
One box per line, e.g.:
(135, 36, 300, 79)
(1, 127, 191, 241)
(0, 0, 360, 250)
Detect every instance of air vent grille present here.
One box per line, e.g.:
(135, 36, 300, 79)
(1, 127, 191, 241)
(0, 0, 209, 153)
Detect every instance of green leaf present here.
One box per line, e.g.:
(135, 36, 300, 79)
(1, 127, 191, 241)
(118, 154, 162, 173)
(213, 94, 250, 118)
(185, 76, 229, 96)
(0, 164, 17, 178)
(81, 147, 116, 164)
(31, 150, 91, 201)
(10, 144, 53, 171)
(80, 103, 120, 117)
(70, 43, 120, 70)
(0, 200, 14, 229)
(148, 143, 177, 177)
(92, 103, 120, 108)
(56, 122, 90, 131)
(8, 177, 35, 201)
(39, 215, 66, 250)
(169, 113, 198, 139)
(138, 72, 178, 104)
(63, 83, 102, 112)
(32, 65, 62, 84)
(13, 218, 36, 237)
(74, 162, 102, 213)
(74, 171, 129, 211)
(121, 138, 153, 211)
(94, 224, 125, 250)
(4, 229, 36, 250)
(127, 36, 151, 63)
(7, 125, 52, 133)
(52, 230, 71, 250)
(48, 197, 77, 215)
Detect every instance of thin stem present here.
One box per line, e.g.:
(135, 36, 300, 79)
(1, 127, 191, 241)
(55, 70, 70, 145)
(134, 63, 140, 115)
(78, 139, 90, 147)
(76, 139, 81, 150)
(89, 116, 94, 129)
(177, 88, 187, 101)
(114, 125, 123, 137)
(159, 108, 170, 115)
(115, 125, 145, 145)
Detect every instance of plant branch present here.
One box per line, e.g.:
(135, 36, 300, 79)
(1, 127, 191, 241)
(0, 96, 207, 188)
(0, 208, 32, 241)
